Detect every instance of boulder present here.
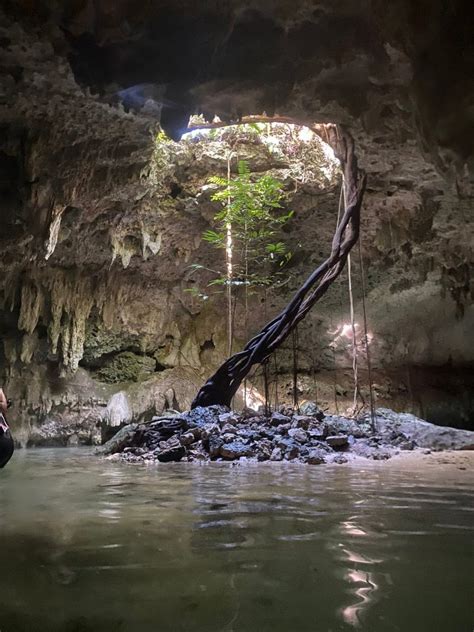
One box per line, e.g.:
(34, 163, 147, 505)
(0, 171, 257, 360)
(375, 408, 474, 450)
(95, 423, 139, 455)
(325, 416, 371, 438)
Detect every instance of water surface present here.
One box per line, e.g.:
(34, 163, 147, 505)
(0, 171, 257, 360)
(0, 449, 472, 632)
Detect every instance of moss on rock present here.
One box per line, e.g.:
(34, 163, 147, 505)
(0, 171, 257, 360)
(96, 351, 157, 383)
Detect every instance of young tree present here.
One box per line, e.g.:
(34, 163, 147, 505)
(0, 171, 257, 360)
(193, 159, 292, 354)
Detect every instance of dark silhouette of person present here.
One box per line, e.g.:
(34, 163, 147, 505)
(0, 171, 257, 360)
(0, 387, 14, 468)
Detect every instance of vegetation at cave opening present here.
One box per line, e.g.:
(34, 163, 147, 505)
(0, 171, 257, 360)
(182, 122, 340, 356)
(192, 125, 366, 409)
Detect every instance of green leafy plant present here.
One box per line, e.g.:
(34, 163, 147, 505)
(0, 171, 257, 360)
(205, 160, 292, 285)
(193, 158, 293, 353)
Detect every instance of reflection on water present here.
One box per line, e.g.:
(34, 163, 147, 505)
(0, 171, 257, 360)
(0, 449, 473, 632)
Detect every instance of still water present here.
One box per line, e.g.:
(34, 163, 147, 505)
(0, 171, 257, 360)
(0, 449, 472, 632)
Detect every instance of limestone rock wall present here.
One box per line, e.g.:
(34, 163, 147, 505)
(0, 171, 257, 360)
(0, 0, 472, 440)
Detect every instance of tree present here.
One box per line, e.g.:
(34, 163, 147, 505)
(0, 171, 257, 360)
(191, 125, 366, 409)
(192, 158, 292, 355)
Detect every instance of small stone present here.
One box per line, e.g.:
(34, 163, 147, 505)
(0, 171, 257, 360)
(285, 445, 300, 460)
(222, 433, 237, 443)
(292, 415, 312, 429)
(182, 405, 230, 428)
(179, 432, 196, 446)
(219, 441, 253, 460)
(156, 445, 186, 463)
(270, 447, 283, 461)
(326, 435, 349, 448)
(332, 454, 348, 464)
(208, 435, 224, 458)
(308, 426, 327, 441)
(218, 412, 239, 426)
(288, 428, 308, 443)
(299, 402, 325, 420)
(221, 423, 237, 434)
(307, 450, 326, 465)
(271, 412, 291, 426)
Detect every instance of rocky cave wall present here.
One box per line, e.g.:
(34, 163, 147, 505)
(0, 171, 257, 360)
(0, 0, 472, 444)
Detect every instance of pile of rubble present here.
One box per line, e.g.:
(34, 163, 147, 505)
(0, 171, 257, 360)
(95, 403, 474, 465)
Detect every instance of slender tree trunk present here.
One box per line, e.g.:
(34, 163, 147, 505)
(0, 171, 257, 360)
(192, 125, 366, 409)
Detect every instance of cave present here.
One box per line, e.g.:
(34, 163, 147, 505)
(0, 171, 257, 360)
(0, 2, 472, 630)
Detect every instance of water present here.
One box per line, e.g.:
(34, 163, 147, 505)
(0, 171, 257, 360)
(0, 449, 472, 632)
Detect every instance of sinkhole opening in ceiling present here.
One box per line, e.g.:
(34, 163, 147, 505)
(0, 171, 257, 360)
(156, 117, 341, 190)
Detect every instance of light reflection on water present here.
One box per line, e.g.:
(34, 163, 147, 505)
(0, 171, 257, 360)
(0, 449, 472, 632)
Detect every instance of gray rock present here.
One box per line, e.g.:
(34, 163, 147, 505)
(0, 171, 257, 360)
(221, 423, 237, 434)
(220, 441, 253, 460)
(156, 445, 186, 462)
(325, 416, 371, 438)
(179, 432, 196, 446)
(208, 435, 224, 458)
(299, 402, 325, 420)
(375, 408, 474, 450)
(271, 412, 291, 426)
(292, 415, 312, 429)
(270, 447, 283, 461)
(288, 428, 308, 443)
(326, 435, 349, 448)
(182, 405, 230, 428)
(307, 449, 326, 465)
(95, 423, 139, 455)
(308, 426, 328, 441)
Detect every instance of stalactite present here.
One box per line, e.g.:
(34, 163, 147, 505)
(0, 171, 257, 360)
(14, 271, 97, 372)
(18, 280, 44, 334)
(46, 273, 95, 371)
